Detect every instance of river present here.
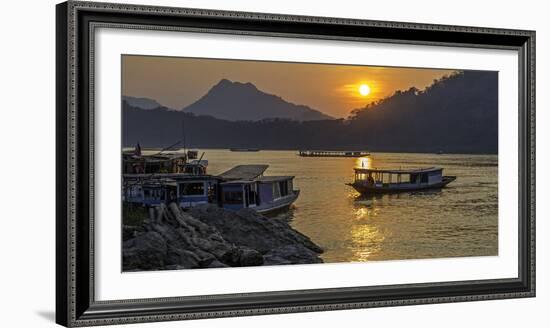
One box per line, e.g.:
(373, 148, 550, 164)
(198, 149, 498, 263)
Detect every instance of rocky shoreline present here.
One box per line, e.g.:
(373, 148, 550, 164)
(123, 203, 323, 271)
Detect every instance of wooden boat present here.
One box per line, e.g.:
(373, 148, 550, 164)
(298, 150, 370, 158)
(218, 165, 299, 215)
(218, 164, 268, 181)
(348, 167, 456, 194)
(124, 164, 299, 215)
(123, 145, 207, 175)
(123, 175, 220, 207)
(220, 176, 299, 215)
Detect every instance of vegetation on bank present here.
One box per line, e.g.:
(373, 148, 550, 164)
(122, 204, 148, 227)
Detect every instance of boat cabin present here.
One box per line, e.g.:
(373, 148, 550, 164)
(349, 167, 455, 194)
(220, 176, 298, 214)
(123, 179, 178, 207)
(180, 160, 208, 175)
(220, 180, 260, 211)
(123, 153, 188, 174)
(123, 175, 220, 208)
(353, 167, 443, 186)
(176, 176, 220, 208)
(122, 148, 207, 175)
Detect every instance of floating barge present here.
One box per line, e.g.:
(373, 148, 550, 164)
(298, 150, 370, 158)
(229, 148, 260, 152)
(348, 167, 456, 194)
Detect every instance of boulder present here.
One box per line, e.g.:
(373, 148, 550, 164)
(123, 231, 167, 271)
(187, 205, 323, 254)
(122, 203, 323, 271)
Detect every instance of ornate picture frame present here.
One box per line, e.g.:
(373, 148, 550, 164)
(56, 1, 535, 326)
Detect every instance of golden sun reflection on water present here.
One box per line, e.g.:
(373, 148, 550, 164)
(356, 157, 373, 169)
(204, 149, 498, 263)
(350, 223, 385, 262)
(349, 204, 385, 261)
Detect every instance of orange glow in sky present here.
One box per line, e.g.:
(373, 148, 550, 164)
(123, 55, 454, 118)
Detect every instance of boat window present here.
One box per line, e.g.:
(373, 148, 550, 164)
(287, 180, 293, 194)
(223, 191, 243, 205)
(279, 181, 289, 197)
(207, 183, 217, 203)
(421, 173, 429, 183)
(247, 184, 258, 206)
(179, 182, 205, 196)
(272, 182, 281, 199)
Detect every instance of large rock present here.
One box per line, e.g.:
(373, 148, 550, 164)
(123, 231, 167, 271)
(122, 203, 323, 271)
(188, 205, 323, 254)
(264, 245, 324, 266)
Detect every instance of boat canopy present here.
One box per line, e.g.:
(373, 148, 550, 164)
(353, 167, 442, 175)
(123, 173, 219, 181)
(257, 176, 295, 182)
(220, 176, 295, 185)
(218, 164, 269, 181)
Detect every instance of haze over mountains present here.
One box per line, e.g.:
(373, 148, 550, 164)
(123, 71, 498, 154)
(125, 79, 333, 122)
(122, 96, 164, 110)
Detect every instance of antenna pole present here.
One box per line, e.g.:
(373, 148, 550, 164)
(182, 119, 187, 154)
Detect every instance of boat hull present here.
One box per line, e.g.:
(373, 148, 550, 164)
(349, 176, 456, 194)
(255, 190, 300, 215)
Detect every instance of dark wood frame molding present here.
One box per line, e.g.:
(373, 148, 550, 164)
(56, 1, 535, 326)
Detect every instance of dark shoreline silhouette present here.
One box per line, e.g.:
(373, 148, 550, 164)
(123, 71, 498, 154)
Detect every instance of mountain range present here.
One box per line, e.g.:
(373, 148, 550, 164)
(123, 79, 333, 122)
(122, 70, 498, 154)
(183, 79, 333, 121)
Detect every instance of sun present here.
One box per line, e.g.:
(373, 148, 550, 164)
(359, 84, 371, 96)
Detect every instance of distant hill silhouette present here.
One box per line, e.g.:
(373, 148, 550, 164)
(122, 96, 165, 110)
(183, 79, 334, 121)
(345, 70, 498, 153)
(123, 71, 498, 154)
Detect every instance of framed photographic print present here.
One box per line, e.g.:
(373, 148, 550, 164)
(56, 1, 535, 326)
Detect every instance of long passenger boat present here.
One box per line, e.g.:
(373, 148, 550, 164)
(348, 167, 456, 194)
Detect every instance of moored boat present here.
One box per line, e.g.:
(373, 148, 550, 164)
(220, 176, 299, 215)
(348, 167, 456, 194)
(123, 145, 207, 175)
(217, 165, 300, 215)
(123, 164, 300, 215)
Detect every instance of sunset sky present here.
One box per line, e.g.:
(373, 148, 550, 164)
(122, 55, 455, 118)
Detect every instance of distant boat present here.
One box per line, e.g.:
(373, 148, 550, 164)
(230, 148, 260, 152)
(348, 167, 456, 194)
(298, 150, 370, 158)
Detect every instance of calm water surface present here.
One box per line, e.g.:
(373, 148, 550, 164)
(196, 150, 497, 263)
